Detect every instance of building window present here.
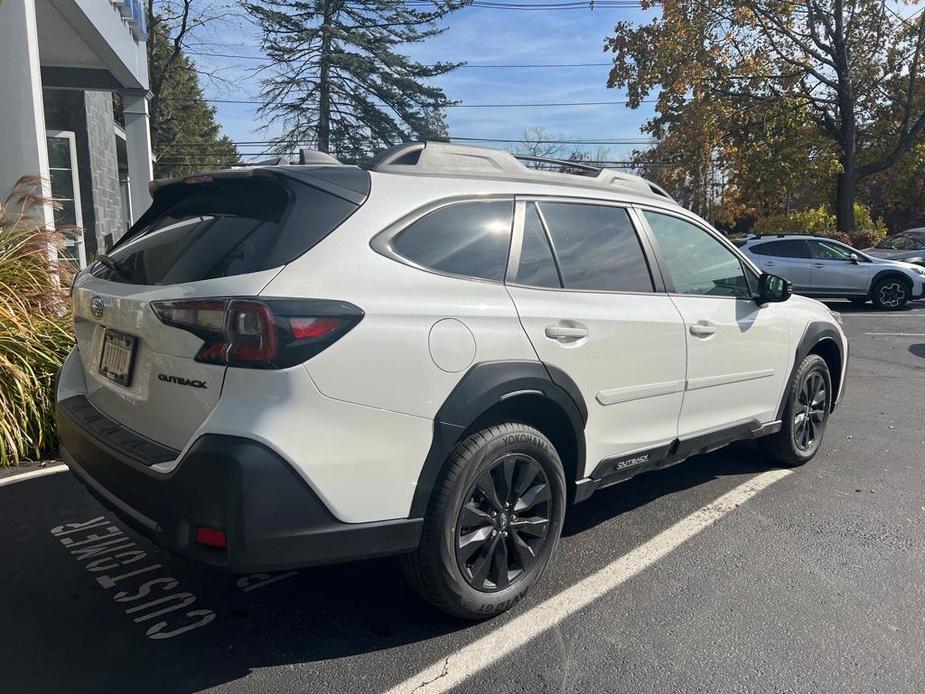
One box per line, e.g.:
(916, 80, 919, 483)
(46, 130, 86, 267)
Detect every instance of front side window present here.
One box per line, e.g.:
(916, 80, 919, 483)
(644, 211, 752, 298)
(810, 240, 855, 261)
(536, 202, 653, 292)
(391, 200, 514, 281)
(878, 235, 925, 251)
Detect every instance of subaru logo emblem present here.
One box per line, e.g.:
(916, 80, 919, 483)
(90, 296, 105, 320)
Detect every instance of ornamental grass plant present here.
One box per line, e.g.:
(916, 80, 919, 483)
(0, 177, 75, 466)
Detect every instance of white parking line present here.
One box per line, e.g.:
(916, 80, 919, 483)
(841, 313, 925, 318)
(0, 465, 67, 487)
(864, 332, 925, 337)
(387, 468, 792, 694)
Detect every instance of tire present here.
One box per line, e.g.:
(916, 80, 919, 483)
(402, 423, 566, 620)
(848, 297, 868, 305)
(871, 276, 910, 310)
(758, 354, 832, 467)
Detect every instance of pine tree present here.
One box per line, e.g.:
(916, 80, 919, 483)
(146, 10, 239, 178)
(243, 0, 469, 159)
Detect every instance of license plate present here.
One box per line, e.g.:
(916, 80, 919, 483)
(99, 330, 137, 386)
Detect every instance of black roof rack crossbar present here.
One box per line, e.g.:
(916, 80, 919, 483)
(512, 154, 601, 174)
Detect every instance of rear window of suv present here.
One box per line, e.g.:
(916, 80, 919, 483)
(390, 200, 514, 281)
(92, 176, 360, 285)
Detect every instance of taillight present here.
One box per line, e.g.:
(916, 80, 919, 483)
(194, 526, 226, 549)
(151, 298, 363, 368)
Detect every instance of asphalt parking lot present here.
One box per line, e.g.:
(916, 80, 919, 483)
(2, 299, 924, 694)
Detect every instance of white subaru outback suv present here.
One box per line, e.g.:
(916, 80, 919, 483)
(57, 142, 848, 619)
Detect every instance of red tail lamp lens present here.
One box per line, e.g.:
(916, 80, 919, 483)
(289, 317, 342, 340)
(226, 300, 279, 363)
(151, 297, 363, 368)
(195, 527, 226, 549)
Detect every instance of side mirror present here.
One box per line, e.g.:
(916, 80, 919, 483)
(849, 252, 860, 264)
(757, 272, 792, 304)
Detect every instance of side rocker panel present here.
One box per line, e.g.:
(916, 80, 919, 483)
(409, 360, 586, 518)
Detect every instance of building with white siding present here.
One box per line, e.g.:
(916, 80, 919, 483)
(0, 0, 153, 266)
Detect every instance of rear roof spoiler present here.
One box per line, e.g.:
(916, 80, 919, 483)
(148, 165, 370, 206)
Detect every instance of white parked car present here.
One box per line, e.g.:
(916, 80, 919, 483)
(57, 142, 848, 619)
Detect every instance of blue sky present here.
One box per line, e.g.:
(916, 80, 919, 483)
(185, 3, 658, 162)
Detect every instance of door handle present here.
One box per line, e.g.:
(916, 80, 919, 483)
(812, 263, 825, 268)
(689, 322, 716, 338)
(545, 325, 588, 340)
(763, 261, 776, 266)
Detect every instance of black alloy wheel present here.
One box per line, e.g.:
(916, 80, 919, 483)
(401, 423, 566, 620)
(455, 453, 551, 592)
(793, 370, 828, 451)
(873, 278, 908, 310)
(758, 353, 832, 467)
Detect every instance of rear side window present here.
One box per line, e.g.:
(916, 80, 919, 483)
(537, 202, 653, 292)
(750, 239, 811, 258)
(94, 178, 358, 285)
(515, 203, 562, 288)
(391, 200, 514, 281)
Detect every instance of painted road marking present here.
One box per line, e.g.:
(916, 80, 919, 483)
(0, 464, 67, 487)
(841, 313, 925, 318)
(51, 516, 216, 640)
(864, 332, 925, 336)
(387, 468, 793, 694)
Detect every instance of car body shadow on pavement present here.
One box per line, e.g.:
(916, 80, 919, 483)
(0, 441, 778, 694)
(822, 298, 925, 313)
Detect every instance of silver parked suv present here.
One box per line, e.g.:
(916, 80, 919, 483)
(737, 234, 925, 310)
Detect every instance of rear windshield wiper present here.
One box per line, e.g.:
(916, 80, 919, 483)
(97, 254, 133, 281)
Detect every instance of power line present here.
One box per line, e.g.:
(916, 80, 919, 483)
(166, 136, 654, 148)
(169, 97, 656, 108)
(343, 1, 643, 8)
(185, 50, 612, 69)
(155, 159, 664, 169)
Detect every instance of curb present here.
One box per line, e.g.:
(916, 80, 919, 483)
(0, 464, 68, 487)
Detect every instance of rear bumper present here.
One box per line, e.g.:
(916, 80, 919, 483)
(56, 395, 422, 573)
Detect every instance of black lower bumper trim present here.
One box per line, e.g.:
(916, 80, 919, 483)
(57, 397, 422, 573)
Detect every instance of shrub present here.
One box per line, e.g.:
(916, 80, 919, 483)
(849, 229, 880, 249)
(752, 203, 887, 249)
(0, 177, 75, 466)
(752, 206, 835, 235)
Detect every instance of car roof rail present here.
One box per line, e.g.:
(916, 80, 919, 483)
(365, 141, 675, 202)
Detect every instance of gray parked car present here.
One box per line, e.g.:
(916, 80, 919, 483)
(737, 234, 925, 310)
(864, 229, 925, 267)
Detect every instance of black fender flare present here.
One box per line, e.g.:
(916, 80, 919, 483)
(870, 269, 914, 294)
(408, 360, 587, 518)
(776, 321, 844, 420)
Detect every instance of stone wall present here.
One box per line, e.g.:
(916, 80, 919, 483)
(83, 91, 124, 251)
(43, 88, 126, 259)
